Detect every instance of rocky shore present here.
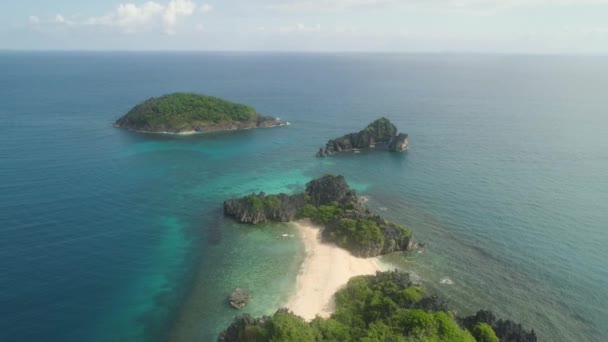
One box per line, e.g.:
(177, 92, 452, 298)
(316, 117, 408, 157)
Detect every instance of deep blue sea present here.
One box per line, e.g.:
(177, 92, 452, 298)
(1, 52, 607, 342)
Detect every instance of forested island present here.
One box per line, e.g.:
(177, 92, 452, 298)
(316, 118, 408, 157)
(219, 271, 537, 342)
(224, 174, 413, 257)
(114, 93, 287, 134)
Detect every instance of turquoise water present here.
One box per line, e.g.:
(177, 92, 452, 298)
(0, 52, 607, 341)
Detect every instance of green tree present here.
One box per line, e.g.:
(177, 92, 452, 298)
(472, 323, 499, 342)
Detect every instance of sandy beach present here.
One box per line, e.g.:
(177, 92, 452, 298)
(285, 220, 382, 320)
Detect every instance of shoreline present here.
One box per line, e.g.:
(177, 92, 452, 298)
(285, 220, 382, 321)
(113, 122, 290, 135)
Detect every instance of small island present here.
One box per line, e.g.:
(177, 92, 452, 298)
(316, 117, 408, 157)
(224, 174, 413, 258)
(114, 93, 288, 134)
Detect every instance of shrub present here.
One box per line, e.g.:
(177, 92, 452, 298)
(472, 323, 499, 342)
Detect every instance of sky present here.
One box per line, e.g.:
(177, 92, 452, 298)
(1, 0, 608, 53)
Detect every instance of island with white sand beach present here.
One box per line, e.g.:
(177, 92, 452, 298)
(219, 174, 538, 342)
(286, 220, 383, 321)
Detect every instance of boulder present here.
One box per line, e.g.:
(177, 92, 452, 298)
(228, 288, 251, 309)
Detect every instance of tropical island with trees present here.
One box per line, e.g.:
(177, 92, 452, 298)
(221, 175, 536, 341)
(114, 93, 287, 134)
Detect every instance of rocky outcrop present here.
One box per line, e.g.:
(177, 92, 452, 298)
(228, 288, 251, 309)
(224, 193, 306, 224)
(224, 175, 413, 258)
(304, 175, 359, 207)
(218, 313, 271, 341)
(388, 133, 409, 152)
(256, 115, 289, 129)
(223, 175, 357, 224)
(317, 118, 408, 156)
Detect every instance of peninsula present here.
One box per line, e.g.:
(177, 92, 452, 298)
(316, 117, 408, 157)
(114, 93, 287, 134)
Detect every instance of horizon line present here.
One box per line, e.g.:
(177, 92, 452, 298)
(0, 49, 607, 57)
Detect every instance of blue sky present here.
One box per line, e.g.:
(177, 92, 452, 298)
(1, 0, 608, 53)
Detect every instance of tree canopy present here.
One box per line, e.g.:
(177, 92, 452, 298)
(115, 93, 259, 132)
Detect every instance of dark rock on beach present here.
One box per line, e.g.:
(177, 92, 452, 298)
(228, 288, 251, 310)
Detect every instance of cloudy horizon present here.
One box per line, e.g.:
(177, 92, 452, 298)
(2, 0, 608, 53)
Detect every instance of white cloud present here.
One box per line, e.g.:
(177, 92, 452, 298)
(54, 14, 75, 26)
(31, 1, 202, 34)
(279, 23, 322, 33)
(28, 16, 40, 25)
(200, 3, 213, 13)
(115, 2, 164, 32)
(270, 0, 392, 12)
(163, 0, 197, 34)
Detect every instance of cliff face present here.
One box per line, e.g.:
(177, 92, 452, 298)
(224, 175, 413, 258)
(304, 175, 358, 207)
(316, 118, 408, 157)
(388, 133, 409, 152)
(223, 193, 306, 224)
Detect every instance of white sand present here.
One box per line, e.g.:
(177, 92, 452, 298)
(285, 220, 381, 320)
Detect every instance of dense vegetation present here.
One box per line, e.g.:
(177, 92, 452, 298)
(360, 117, 399, 143)
(296, 200, 412, 257)
(115, 93, 261, 132)
(219, 271, 536, 342)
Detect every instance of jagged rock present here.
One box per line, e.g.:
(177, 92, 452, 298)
(304, 175, 358, 207)
(224, 193, 306, 224)
(388, 133, 409, 152)
(315, 148, 326, 157)
(228, 288, 251, 309)
(318, 117, 407, 156)
(218, 313, 270, 341)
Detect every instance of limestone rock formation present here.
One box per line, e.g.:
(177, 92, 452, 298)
(317, 117, 408, 156)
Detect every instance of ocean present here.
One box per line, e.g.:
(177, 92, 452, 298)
(0, 52, 606, 342)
